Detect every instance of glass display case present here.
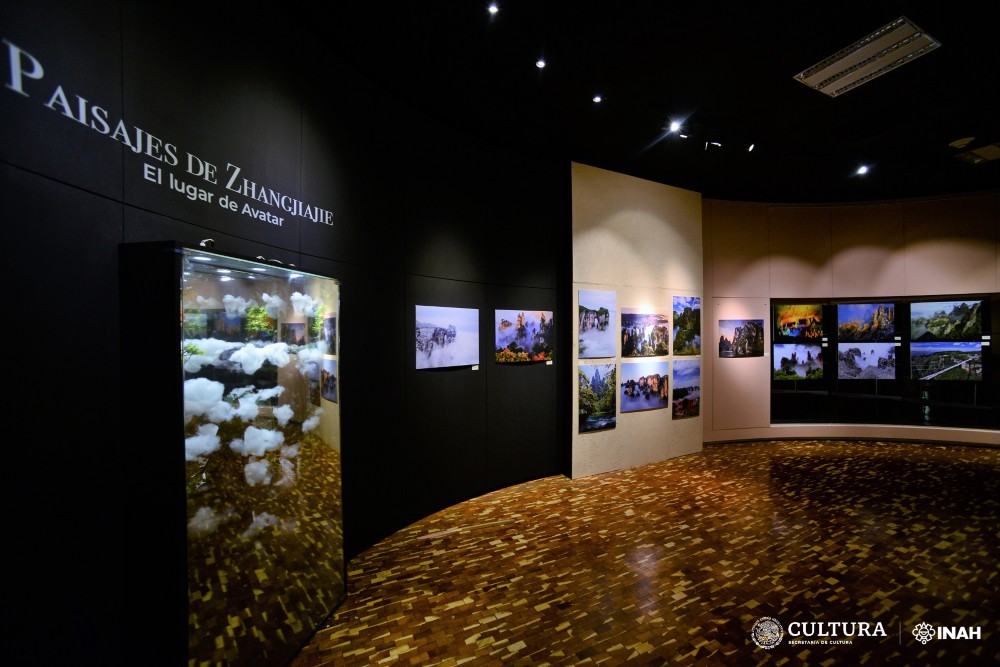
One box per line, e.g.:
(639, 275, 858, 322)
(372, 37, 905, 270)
(120, 242, 344, 666)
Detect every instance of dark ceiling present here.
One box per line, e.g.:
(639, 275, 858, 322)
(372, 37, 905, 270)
(314, 2, 1000, 203)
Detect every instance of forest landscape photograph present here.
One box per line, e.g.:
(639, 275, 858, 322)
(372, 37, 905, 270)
(673, 296, 701, 356)
(495, 309, 554, 363)
(910, 300, 982, 341)
(578, 363, 616, 432)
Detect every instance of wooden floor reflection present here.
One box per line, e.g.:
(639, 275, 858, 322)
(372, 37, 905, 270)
(290, 440, 1000, 666)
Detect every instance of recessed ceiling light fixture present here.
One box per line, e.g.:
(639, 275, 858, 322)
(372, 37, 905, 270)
(487, 2, 498, 15)
(794, 16, 940, 98)
(536, 58, 546, 69)
(593, 95, 602, 103)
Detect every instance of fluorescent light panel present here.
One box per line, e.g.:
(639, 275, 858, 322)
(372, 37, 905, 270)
(794, 16, 940, 98)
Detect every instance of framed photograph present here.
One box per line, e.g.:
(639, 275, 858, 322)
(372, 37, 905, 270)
(281, 322, 307, 346)
(910, 341, 982, 381)
(578, 363, 616, 432)
(620, 360, 670, 412)
(773, 303, 823, 339)
(773, 343, 823, 380)
(673, 296, 701, 355)
(838, 302, 895, 341)
(621, 307, 670, 357)
(910, 300, 982, 341)
(672, 359, 700, 418)
(495, 309, 554, 363)
(838, 342, 896, 379)
(321, 315, 337, 354)
(321, 357, 338, 403)
(718, 319, 765, 358)
(578, 289, 617, 358)
(416, 305, 480, 369)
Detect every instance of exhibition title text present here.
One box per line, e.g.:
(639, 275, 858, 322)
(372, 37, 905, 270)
(2, 37, 334, 227)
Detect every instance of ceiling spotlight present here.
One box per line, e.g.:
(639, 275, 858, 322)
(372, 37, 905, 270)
(748, 143, 755, 152)
(856, 165, 870, 175)
(536, 58, 546, 69)
(669, 121, 681, 133)
(487, 2, 498, 15)
(592, 95, 602, 103)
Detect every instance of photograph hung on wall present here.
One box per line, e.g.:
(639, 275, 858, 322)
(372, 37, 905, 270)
(415, 305, 480, 369)
(321, 357, 338, 403)
(281, 322, 306, 346)
(672, 359, 700, 419)
(673, 295, 701, 355)
(838, 342, 897, 380)
(621, 307, 670, 357)
(321, 314, 337, 355)
(718, 319, 765, 358)
(773, 303, 823, 339)
(910, 341, 983, 381)
(578, 362, 616, 432)
(578, 289, 616, 358)
(495, 309, 554, 363)
(837, 302, 896, 380)
(910, 299, 983, 341)
(838, 302, 895, 341)
(620, 360, 670, 412)
(773, 343, 823, 380)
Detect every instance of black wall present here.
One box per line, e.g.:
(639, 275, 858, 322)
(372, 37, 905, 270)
(2, 2, 571, 664)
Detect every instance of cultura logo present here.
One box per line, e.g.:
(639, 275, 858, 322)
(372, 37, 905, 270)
(750, 617, 784, 649)
(912, 622, 934, 644)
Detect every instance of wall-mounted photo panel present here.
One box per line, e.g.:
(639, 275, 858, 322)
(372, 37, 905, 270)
(495, 309, 554, 363)
(718, 319, 765, 358)
(838, 342, 896, 379)
(673, 296, 701, 356)
(620, 360, 670, 412)
(321, 357, 339, 403)
(910, 300, 983, 341)
(838, 302, 895, 341)
(281, 322, 306, 346)
(773, 343, 824, 380)
(773, 303, 823, 339)
(910, 341, 983, 381)
(321, 315, 337, 355)
(578, 289, 617, 358)
(578, 363, 617, 432)
(672, 359, 700, 418)
(415, 305, 480, 369)
(621, 307, 670, 357)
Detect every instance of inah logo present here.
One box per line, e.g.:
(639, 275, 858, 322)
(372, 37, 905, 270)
(912, 622, 934, 644)
(911, 621, 982, 642)
(750, 617, 784, 649)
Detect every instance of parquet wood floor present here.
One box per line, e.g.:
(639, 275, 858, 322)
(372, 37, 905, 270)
(289, 440, 999, 666)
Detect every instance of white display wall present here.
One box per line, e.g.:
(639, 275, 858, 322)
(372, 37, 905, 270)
(571, 163, 704, 477)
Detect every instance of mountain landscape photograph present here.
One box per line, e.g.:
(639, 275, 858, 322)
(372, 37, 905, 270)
(910, 300, 982, 341)
(621, 308, 670, 357)
(838, 303, 895, 342)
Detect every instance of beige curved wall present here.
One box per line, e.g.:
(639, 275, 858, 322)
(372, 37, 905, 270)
(702, 193, 999, 446)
